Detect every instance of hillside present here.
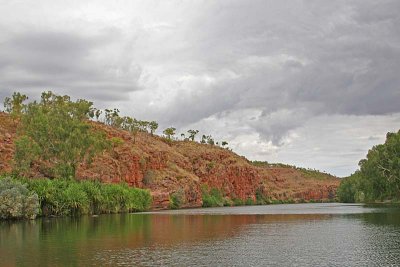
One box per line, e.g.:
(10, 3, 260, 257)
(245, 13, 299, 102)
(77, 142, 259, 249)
(0, 112, 340, 209)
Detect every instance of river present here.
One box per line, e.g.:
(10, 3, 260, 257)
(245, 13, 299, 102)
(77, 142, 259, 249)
(1, 203, 400, 266)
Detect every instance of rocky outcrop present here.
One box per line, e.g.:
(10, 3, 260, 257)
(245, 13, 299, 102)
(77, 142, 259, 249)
(0, 112, 340, 209)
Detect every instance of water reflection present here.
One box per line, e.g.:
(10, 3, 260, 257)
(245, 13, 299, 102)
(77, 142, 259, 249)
(1, 203, 400, 266)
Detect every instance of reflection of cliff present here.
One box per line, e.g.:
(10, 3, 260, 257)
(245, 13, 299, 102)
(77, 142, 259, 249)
(2, 209, 400, 266)
(0, 112, 340, 209)
(0, 212, 338, 266)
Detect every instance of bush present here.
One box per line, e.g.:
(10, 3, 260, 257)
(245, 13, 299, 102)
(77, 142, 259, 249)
(169, 189, 184, 209)
(0, 177, 39, 220)
(233, 198, 244, 206)
(255, 188, 271, 205)
(245, 198, 255, 205)
(201, 186, 225, 207)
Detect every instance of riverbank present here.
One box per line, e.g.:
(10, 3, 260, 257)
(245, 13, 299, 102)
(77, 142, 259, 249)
(0, 176, 152, 220)
(0, 175, 338, 220)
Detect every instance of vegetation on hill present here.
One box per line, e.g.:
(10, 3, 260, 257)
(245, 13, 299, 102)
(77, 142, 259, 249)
(0, 91, 340, 219)
(12, 92, 110, 179)
(338, 130, 400, 203)
(2, 91, 231, 179)
(1, 91, 153, 219)
(251, 161, 335, 180)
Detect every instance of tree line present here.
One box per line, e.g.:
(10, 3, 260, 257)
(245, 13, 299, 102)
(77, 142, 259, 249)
(337, 130, 400, 203)
(2, 91, 229, 179)
(0, 91, 233, 219)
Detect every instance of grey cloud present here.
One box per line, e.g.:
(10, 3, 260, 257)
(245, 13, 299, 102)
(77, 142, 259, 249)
(0, 0, 399, 176)
(147, 0, 400, 144)
(0, 29, 141, 103)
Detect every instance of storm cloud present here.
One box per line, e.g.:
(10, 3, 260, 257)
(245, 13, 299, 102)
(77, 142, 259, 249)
(0, 0, 399, 176)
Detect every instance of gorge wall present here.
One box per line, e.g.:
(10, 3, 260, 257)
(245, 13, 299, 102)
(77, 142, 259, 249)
(0, 112, 340, 209)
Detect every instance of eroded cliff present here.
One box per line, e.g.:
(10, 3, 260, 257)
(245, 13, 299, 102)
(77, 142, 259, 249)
(0, 112, 340, 209)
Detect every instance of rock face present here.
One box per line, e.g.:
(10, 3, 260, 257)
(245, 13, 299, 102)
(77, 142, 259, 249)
(0, 112, 340, 209)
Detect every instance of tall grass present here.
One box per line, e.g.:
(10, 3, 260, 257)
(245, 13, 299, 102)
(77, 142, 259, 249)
(16, 177, 152, 217)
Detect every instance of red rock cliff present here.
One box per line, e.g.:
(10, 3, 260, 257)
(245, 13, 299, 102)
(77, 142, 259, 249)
(0, 112, 340, 209)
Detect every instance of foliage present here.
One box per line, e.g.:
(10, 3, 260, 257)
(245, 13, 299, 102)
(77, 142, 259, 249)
(337, 172, 361, 203)
(201, 135, 214, 145)
(21, 178, 151, 217)
(187, 129, 199, 141)
(245, 198, 255, 205)
(251, 160, 333, 179)
(169, 189, 184, 209)
(255, 187, 271, 205)
(149, 121, 158, 135)
(110, 137, 124, 147)
(3, 92, 28, 121)
(104, 108, 121, 127)
(163, 127, 176, 140)
(201, 185, 225, 207)
(232, 198, 244, 206)
(10, 91, 110, 178)
(338, 130, 400, 203)
(0, 177, 39, 220)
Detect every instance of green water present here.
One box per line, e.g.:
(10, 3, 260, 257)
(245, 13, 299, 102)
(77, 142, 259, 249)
(1, 203, 400, 266)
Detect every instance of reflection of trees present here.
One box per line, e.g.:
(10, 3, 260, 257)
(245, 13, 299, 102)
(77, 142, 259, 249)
(0, 213, 343, 266)
(361, 212, 400, 226)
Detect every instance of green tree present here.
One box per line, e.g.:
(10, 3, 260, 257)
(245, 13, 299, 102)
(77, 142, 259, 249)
(3, 92, 28, 122)
(12, 91, 110, 179)
(204, 135, 214, 145)
(104, 108, 120, 126)
(163, 127, 176, 140)
(138, 120, 149, 132)
(338, 130, 400, 202)
(187, 129, 199, 141)
(149, 121, 158, 135)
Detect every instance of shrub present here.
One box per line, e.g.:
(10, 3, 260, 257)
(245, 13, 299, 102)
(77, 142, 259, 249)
(271, 199, 283, 204)
(169, 189, 184, 209)
(255, 188, 271, 205)
(0, 177, 39, 220)
(232, 198, 244, 206)
(245, 198, 255, 205)
(201, 185, 225, 207)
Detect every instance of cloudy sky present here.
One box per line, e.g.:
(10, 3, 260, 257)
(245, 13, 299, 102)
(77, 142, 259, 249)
(1, 0, 399, 177)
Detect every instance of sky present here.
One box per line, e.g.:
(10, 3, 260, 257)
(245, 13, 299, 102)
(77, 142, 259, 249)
(0, 0, 399, 177)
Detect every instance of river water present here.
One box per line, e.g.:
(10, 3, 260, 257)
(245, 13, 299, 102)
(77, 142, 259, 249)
(1, 203, 400, 266)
